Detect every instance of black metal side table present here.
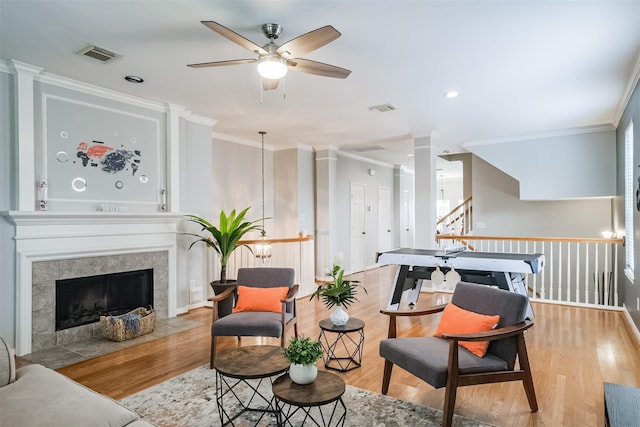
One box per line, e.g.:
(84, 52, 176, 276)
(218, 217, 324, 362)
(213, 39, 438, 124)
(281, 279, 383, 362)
(214, 345, 290, 426)
(318, 317, 365, 372)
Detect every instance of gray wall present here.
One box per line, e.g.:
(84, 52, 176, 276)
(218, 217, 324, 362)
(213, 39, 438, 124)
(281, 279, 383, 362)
(615, 75, 640, 329)
(472, 155, 611, 238)
(297, 148, 315, 236)
(210, 138, 270, 223)
(272, 147, 315, 238)
(0, 70, 16, 346)
(335, 154, 394, 271)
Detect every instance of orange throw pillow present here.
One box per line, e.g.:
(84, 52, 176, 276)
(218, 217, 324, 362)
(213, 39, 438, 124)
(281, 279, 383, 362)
(434, 303, 500, 357)
(233, 286, 289, 313)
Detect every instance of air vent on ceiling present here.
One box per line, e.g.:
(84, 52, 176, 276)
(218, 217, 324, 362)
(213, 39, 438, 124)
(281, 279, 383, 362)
(75, 43, 120, 63)
(368, 103, 397, 113)
(353, 145, 386, 153)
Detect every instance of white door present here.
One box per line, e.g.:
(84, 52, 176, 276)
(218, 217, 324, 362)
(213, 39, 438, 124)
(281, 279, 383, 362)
(400, 189, 414, 248)
(350, 183, 366, 272)
(378, 186, 392, 252)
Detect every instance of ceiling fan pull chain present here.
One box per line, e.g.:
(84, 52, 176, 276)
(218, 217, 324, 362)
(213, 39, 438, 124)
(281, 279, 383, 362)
(260, 78, 264, 104)
(282, 77, 286, 100)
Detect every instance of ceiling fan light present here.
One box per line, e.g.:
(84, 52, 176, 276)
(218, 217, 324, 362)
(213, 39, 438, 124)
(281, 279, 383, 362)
(257, 56, 288, 80)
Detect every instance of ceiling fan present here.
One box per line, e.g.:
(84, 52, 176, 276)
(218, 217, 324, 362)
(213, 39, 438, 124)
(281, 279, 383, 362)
(188, 21, 351, 90)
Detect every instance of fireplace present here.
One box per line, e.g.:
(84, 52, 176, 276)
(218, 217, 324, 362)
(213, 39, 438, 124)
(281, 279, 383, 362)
(55, 269, 153, 331)
(9, 211, 181, 356)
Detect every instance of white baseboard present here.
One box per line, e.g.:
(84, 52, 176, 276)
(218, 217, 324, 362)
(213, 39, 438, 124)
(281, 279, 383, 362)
(622, 304, 640, 348)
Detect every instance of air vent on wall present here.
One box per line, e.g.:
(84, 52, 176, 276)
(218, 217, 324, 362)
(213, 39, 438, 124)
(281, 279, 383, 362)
(368, 103, 397, 113)
(75, 43, 120, 63)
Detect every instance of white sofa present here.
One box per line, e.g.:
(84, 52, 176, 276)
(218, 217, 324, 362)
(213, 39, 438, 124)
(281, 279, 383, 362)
(0, 337, 153, 427)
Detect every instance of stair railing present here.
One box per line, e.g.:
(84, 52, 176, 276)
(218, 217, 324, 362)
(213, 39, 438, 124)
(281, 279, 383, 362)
(437, 196, 472, 236)
(435, 234, 624, 308)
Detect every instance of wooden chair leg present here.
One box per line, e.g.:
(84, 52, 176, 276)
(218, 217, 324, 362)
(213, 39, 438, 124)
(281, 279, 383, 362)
(518, 334, 538, 412)
(294, 322, 299, 337)
(381, 360, 393, 395)
(442, 384, 457, 427)
(442, 340, 460, 427)
(281, 333, 286, 348)
(210, 336, 217, 369)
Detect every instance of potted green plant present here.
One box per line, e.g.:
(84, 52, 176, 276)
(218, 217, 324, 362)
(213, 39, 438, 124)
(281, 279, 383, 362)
(185, 207, 262, 283)
(309, 255, 367, 326)
(185, 208, 263, 316)
(284, 336, 323, 385)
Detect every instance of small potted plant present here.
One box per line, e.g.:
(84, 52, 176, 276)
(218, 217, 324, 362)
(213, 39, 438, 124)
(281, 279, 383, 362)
(309, 254, 367, 326)
(284, 336, 323, 385)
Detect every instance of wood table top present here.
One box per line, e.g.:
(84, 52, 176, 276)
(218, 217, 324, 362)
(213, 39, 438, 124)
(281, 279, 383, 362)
(272, 370, 346, 406)
(319, 318, 365, 332)
(214, 345, 289, 379)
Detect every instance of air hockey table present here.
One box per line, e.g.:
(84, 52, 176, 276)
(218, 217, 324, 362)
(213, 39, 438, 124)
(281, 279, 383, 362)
(376, 248, 544, 318)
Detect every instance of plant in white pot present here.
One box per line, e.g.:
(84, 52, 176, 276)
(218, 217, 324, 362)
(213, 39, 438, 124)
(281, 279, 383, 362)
(284, 336, 323, 385)
(309, 255, 367, 326)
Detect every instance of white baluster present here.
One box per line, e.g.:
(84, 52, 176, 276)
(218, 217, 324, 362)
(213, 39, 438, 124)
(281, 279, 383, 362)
(566, 242, 571, 301)
(584, 243, 589, 304)
(569, 242, 580, 302)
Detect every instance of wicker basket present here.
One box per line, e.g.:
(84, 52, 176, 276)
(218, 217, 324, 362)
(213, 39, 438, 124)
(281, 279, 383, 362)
(100, 307, 156, 342)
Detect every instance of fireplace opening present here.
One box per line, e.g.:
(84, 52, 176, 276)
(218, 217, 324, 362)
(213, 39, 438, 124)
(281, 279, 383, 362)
(55, 269, 153, 331)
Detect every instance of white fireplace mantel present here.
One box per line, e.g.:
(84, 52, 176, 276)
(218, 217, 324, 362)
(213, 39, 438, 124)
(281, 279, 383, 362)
(5, 211, 184, 355)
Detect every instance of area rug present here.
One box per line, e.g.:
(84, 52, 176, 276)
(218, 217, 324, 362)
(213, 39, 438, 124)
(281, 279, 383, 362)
(120, 365, 494, 427)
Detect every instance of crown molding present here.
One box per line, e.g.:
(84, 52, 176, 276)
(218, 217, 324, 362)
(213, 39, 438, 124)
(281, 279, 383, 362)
(338, 150, 394, 169)
(463, 123, 616, 148)
(36, 70, 167, 112)
(212, 131, 274, 151)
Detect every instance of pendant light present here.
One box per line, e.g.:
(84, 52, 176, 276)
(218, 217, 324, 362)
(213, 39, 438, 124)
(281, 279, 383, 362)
(255, 131, 272, 261)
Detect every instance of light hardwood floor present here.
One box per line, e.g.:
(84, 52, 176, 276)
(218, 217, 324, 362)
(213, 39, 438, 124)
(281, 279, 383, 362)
(57, 265, 640, 426)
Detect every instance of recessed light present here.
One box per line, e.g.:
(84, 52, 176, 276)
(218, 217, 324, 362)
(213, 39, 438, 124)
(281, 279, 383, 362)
(124, 75, 144, 84)
(445, 91, 459, 98)
(407, 153, 414, 157)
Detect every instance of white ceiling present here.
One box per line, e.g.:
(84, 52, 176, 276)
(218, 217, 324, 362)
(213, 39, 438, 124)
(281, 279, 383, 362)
(2, 0, 639, 175)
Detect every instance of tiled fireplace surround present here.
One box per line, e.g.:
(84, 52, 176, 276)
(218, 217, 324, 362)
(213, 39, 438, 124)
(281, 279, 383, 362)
(9, 212, 181, 356)
(31, 251, 169, 352)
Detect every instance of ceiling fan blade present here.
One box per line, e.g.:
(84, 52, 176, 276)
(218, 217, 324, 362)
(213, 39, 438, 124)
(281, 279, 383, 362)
(201, 21, 268, 56)
(276, 25, 341, 58)
(262, 78, 280, 91)
(187, 59, 256, 68)
(288, 58, 351, 79)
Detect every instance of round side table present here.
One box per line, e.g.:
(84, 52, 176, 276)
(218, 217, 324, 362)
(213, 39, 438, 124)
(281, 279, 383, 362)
(272, 370, 346, 426)
(318, 317, 365, 372)
(214, 345, 290, 426)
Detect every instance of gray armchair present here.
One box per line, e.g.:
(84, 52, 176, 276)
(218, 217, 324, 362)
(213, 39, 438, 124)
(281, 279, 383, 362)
(210, 267, 298, 367)
(379, 282, 538, 427)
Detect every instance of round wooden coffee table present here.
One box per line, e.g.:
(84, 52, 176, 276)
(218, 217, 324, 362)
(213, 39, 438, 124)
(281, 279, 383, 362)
(214, 345, 290, 426)
(272, 370, 346, 426)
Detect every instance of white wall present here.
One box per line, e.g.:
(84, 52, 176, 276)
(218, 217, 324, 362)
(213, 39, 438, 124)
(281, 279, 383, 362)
(466, 126, 616, 200)
(179, 119, 215, 309)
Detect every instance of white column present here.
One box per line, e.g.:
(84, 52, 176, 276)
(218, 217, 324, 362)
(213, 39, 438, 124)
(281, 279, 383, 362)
(10, 61, 42, 211)
(414, 137, 437, 248)
(315, 148, 337, 278)
(166, 104, 186, 213)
